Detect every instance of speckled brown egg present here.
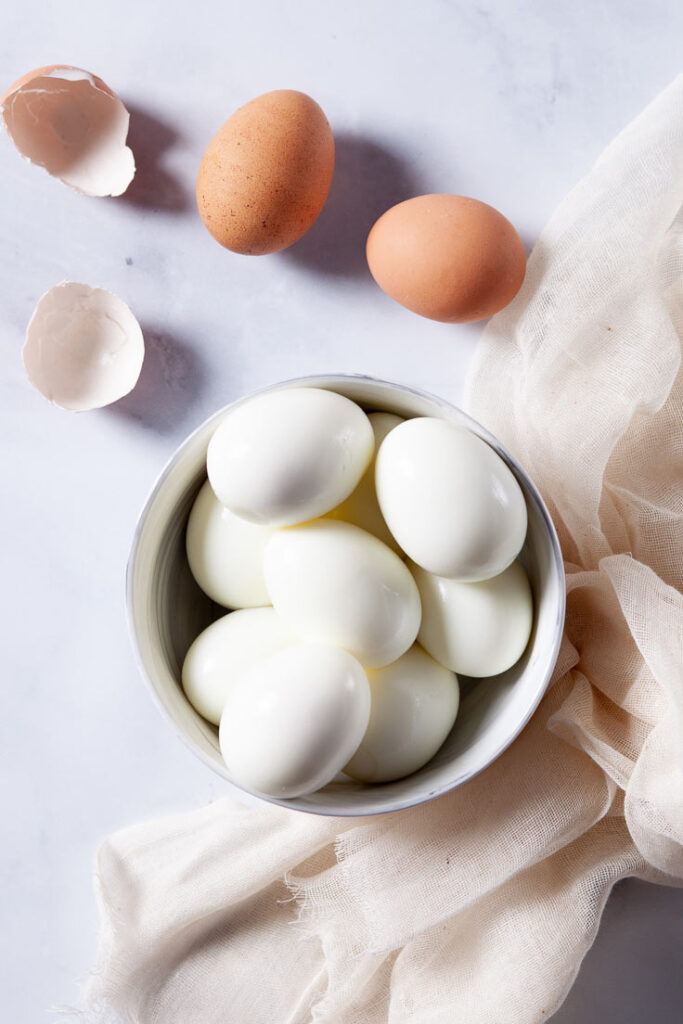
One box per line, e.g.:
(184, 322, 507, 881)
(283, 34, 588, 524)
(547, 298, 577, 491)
(196, 89, 334, 255)
(366, 194, 526, 323)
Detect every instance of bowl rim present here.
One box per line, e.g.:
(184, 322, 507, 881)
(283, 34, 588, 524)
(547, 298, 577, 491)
(126, 372, 566, 815)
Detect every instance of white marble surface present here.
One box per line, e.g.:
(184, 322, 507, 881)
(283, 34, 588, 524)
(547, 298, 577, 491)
(1, 2, 682, 1021)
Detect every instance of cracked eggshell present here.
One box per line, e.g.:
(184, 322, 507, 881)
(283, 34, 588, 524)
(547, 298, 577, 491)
(1, 65, 135, 196)
(23, 282, 144, 411)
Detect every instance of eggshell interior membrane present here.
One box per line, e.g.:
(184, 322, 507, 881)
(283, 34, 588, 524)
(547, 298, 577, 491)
(1, 65, 135, 197)
(23, 282, 144, 411)
(366, 194, 526, 323)
(196, 89, 335, 254)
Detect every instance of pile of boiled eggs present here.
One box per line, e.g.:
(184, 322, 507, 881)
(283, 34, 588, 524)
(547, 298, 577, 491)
(181, 386, 533, 799)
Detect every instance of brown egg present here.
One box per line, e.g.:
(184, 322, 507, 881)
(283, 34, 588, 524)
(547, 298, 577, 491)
(196, 89, 334, 255)
(366, 194, 526, 323)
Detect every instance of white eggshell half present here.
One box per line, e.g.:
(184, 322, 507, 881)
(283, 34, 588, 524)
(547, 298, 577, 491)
(344, 644, 459, 783)
(186, 479, 275, 608)
(207, 387, 374, 526)
(412, 559, 533, 677)
(264, 519, 421, 669)
(182, 607, 295, 725)
(219, 644, 371, 798)
(1, 65, 135, 196)
(326, 411, 404, 554)
(23, 282, 144, 411)
(376, 417, 527, 580)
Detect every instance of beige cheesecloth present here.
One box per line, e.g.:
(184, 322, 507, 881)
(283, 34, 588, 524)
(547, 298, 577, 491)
(79, 77, 683, 1023)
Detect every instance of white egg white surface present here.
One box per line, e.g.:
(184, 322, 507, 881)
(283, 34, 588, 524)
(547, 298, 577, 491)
(186, 479, 275, 608)
(344, 644, 459, 783)
(181, 607, 295, 725)
(376, 417, 527, 581)
(326, 411, 404, 554)
(206, 387, 374, 526)
(412, 558, 533, 677)
(219, 644, 371, 799)
(264, 519, 421, 669)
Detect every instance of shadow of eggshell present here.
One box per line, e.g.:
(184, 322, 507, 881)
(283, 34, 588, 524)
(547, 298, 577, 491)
(1, 65, 135, 197)
(23, 282, 145, 411)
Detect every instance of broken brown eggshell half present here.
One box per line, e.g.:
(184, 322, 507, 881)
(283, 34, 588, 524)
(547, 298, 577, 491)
(1, 65, 135, 197)
(23, 282, 145, 411)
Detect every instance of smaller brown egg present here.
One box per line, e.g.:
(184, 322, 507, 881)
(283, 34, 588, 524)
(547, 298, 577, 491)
(197, 89, 334, 255)
(366, 194, 526, 323)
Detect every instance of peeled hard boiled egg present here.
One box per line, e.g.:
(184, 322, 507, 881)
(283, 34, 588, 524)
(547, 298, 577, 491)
(344, 645, 459, 783)
(186, 480, 275, 608)
(181, 608, 295, 725)
(207, 387, 374, 526)
(219, 644, 370, 798)
(264, 519, 421, 669)
(376, 417, 527, 581)
(366, 194, 526, 323)
(326, 411, 404, 554)
(197, 89, 334, 255)
(412, 559, 533, 677)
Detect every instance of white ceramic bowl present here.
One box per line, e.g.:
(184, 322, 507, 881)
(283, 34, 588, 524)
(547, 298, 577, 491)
(127, 375, 565, 816)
